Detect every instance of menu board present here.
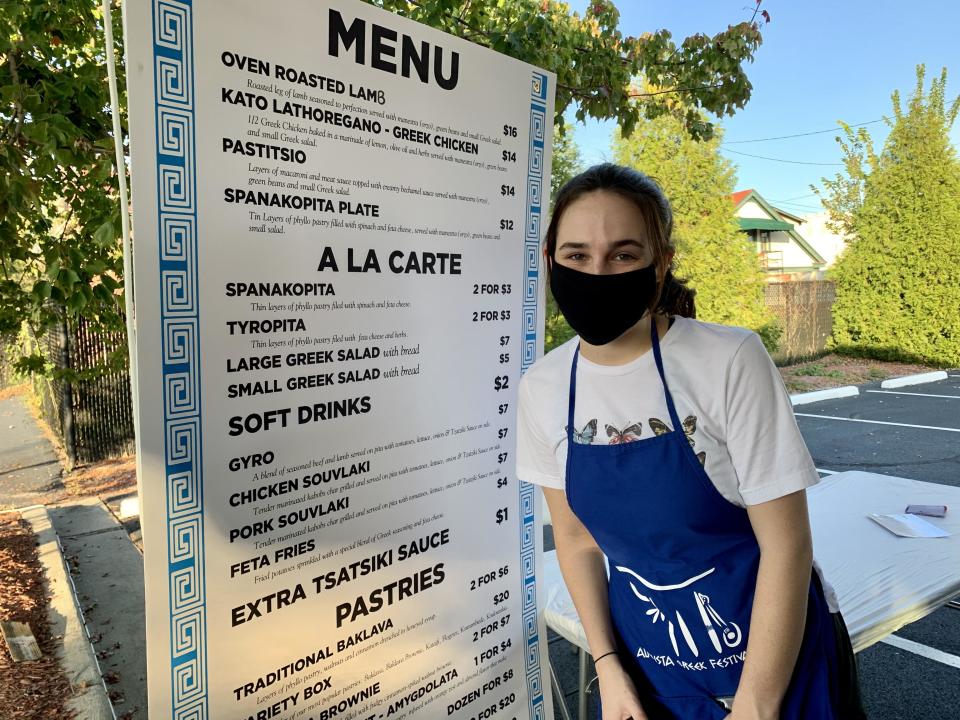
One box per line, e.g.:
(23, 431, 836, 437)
(124, 1, 555, 718)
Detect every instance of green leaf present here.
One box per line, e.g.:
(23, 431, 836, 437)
(59, 268, 81, 286)
(100, 274, 120, 291)
(93, 283, 115, 303)
(86, 259, 108, 275)
(32, 280, 53, 301)
(66, 290, 88, 313)
(93, 220, 115, 246)
(68, 246, 84, 271)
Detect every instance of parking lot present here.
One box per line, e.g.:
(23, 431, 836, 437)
(545, 371, 960, 719)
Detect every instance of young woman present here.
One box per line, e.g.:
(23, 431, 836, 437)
(516, 164, 865, 720)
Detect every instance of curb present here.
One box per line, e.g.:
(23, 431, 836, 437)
(790, 386, 860, 406)
(880, 371, 949, 389)
(19, 505, 115, 720)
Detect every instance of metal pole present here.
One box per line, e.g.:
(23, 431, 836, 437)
(59, 312, 77, 467)
(578, 648, 588, 720)
(549, 658, 573, 720)
(101, 0, 140, 439)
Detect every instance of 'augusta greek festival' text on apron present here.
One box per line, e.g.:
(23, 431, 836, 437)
(564, 318, 841, 719)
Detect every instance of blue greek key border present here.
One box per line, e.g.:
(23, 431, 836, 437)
(520, 70, 548, 720)
(151, 1, 208, 718)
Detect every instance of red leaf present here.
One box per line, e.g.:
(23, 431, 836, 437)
(761, 9, 771, 23)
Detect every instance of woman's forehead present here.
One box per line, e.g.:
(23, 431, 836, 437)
(556, 190, 648, 245)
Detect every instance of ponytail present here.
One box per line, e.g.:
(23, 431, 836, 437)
(656, 270, 697, 319)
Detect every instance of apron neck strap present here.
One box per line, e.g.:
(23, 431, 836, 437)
(566, 315, 684, 439)
(650, 314, 684, 434)
(567, 345, 580, 439)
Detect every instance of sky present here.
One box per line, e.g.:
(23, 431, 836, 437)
(563, 0, 960, 217)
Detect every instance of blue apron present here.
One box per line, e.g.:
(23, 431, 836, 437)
(564, 318, 841, 719)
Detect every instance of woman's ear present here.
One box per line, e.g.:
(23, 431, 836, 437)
(659, 250, 675, 282)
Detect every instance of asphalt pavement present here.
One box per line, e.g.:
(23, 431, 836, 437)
(797, 373, 960, 720)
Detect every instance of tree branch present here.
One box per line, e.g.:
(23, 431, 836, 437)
(629, 82, 724, 98)
(558, 80, 724, 102)
(2, 47, 25, 143)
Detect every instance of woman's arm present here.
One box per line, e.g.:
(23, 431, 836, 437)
(730, 489, 814, 720)
(542, 486, 648, 720)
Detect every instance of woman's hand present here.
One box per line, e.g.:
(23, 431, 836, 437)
(726, 692, 779, 720)
(595, 655, 649, 720)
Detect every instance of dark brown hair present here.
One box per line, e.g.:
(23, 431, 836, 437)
(545, 163, 696, 318)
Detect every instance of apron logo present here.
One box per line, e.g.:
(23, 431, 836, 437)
(615, 565, 743, 658)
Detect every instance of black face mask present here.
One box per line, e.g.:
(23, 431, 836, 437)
(549, 261, 659, 346)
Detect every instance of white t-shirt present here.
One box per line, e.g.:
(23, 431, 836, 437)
(516, 314, 839, 612)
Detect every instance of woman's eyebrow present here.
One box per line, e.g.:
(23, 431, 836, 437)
(557, 239, 645, 252)
(556, 241, 589, 251)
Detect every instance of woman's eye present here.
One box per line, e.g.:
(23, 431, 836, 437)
(567, 253, 586, 261)
(613, 253, 637, 261)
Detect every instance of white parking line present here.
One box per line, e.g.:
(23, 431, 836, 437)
(866, 390, 960, 400)
(815, 468, 839, 475)
(880, 634, 960, 669)
(794, 413, 960, 433)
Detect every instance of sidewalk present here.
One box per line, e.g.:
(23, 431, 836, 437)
(0, 390, 147, 718)
(0, 394, 64, 509)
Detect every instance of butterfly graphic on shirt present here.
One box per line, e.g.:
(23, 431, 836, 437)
(605, 422, 643, 445)
(567, 419, 598, 444)
(649, 415, 707, 466)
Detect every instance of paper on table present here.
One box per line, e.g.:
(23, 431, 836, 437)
(868, 513, 951, 538)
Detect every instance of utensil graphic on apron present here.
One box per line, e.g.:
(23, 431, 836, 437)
(563, 318, 842, 719)
(614, 565, 744, 658)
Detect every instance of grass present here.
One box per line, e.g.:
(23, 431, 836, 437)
(792, 363, 846, 379)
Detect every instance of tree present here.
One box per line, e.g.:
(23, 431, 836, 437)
(0, 1, 127, 377)
(551, 128, 583, 202)
(369, 0, 769, 139)
(814, 122, 875, 241)
(612, 112, 777, 347)
(545, 130, 583, 350)
(818, 66, 960, 366)
(1, 0, 770, 376)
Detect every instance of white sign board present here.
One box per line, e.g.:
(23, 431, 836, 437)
(124, 1, 555, 718)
